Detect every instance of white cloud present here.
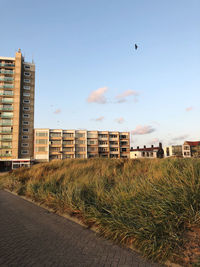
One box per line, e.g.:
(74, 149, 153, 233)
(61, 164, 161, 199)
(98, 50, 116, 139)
(54, 109, 61, 114)
(116, 90, 139, 103)
(95, 116, 104, 122)
(131, 125, 155, 135)
(87, 87, 108, 104)
(115, 117, 125, 124)
(186, 106, 193, 112)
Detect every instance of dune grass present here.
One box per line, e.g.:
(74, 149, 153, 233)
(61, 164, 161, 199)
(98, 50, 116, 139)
(1, 158, 200, 264)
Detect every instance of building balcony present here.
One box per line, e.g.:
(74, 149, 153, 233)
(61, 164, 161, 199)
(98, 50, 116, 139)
(0, 130, 12, 133)
(62, 151, 75, 154)
(0, 70, 14, 74)
(0, 107, 13, 111)
(0, 154, 12, 157)
(1, 137, 12, 141)
(49, 136, 62, 140)
(50, 143, 62, 147)
(1, 99, 13, 103)
(0, 78, 14, 81)
(63, 144, 74, 147)
(0, 145, 12, 149)
(109, 144, 119, 147)
(0, 85, 14, 89)
(98, 137, 108, 141)
(0, 122, 13, 126)
(1, 115, 13, 118)
(0, 63, 15, 67)
(0, 92, 14, 96)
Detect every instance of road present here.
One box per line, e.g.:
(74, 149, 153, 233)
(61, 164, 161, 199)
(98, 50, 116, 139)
(0, 190, 162, 267)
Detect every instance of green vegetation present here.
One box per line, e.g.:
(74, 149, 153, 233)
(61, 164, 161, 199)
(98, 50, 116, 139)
(1, 158, 200, 264)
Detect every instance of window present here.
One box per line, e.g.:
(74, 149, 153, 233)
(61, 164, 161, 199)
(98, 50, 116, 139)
(50, 133, 61, 137)
(99, 134, 107, 138)
(76, 133, 85, 138)
(76, 147, 85, 152)
(22, 135, 29, 139)
(63, 147, 73, 152)
(75, 140, 85, 145)
(36, 147, 47, 152)
(36, 132, 48, 137)
(24, 79, 30, 83)
(24, 72, 30, 77)
(2, 112, 13, 117)
(36, 139, 48, 144)
(63, 133, 74, 138)
(99, 141, 108, 145)
(24, 65, 30, 70)
(24, 86, 30, 90)
(23, 99, 30, 104)
(22, 143, 29, 147)
(110, 148, 118, 152)
(110, 134, 117, 138)
(51, 140, 61, 145)
(21, 150, 28, 154)
(22, 121, 29, 125)
(23, 93, 30, 97)
(23, 107, 30, 111)
(63, 140, 73, 145)
(23, 114, 30, 118)
(23, 128, 29, 132)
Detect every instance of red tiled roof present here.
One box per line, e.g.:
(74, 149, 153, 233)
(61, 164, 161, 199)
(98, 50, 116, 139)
(131, 147, 159, 152)
(185, 141, 200, 146)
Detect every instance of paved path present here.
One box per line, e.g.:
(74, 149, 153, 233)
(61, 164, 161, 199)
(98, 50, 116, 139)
(0, 190, 162, 267)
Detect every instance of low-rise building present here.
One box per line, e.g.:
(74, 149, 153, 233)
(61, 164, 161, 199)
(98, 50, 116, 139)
(164, 145, 182, 157)
(130, 143, 164, 159)
(34, 129, 130, 162)
(182, 141, 200, 158)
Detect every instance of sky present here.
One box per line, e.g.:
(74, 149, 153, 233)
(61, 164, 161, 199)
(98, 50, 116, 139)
(1, 0, 200, 147)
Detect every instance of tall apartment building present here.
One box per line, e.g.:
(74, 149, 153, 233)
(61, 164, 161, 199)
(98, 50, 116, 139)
(34, 129, 130, 161)
(0, 49, 35, 169)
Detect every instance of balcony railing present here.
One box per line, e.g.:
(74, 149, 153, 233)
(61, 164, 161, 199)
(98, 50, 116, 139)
(0, 130, 12, 133)
(0, 91, 14, 96)
(0, 121, 13, 125)
(1, 99, 13, 103)
(1, 115, 13, 118)
(0, 70, 14, 74)
(0, 85, 14, 89)
(1, 138, 12, 141)
(0, 107, 13, 111)
(0, 145, 12, 149)
(0, 63, 15, 67)
(0, 77, 14, 81)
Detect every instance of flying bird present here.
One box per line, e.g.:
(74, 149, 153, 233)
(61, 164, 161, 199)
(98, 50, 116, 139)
(135, 44, 138, 50)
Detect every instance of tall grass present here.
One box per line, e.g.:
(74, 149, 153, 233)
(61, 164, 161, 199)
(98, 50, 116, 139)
(1, 158, 200, 263)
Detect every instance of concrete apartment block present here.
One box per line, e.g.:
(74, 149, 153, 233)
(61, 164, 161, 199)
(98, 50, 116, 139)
(0, 49, 35, 167)
(34, 129, 130, 162)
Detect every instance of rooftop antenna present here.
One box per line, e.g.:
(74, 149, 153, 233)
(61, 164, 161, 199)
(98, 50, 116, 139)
(32, 53, 34, 64)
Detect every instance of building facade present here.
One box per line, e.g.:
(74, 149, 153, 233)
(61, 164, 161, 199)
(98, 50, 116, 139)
(182, 141, 200, 158)
(130, 143, 164, 159)
(0, 49, 35, 168)
(34, 129, 130, 162)
(163, 145, 183, 157)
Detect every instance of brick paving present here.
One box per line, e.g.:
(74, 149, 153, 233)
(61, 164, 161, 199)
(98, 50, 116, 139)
(0, 190, 163, 267)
